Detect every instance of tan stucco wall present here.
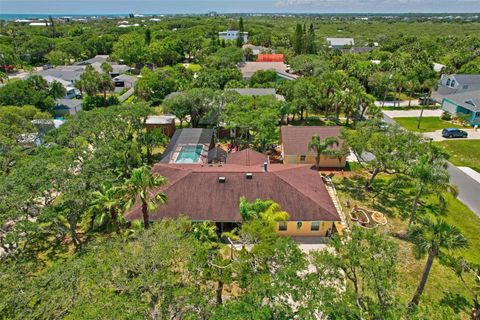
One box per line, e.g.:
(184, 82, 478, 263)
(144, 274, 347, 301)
(276, 221, 335, 237)
(283, 154, 346, 168)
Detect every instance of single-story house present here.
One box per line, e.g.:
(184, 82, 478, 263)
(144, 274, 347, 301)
(124, 153, 342, 237)
(54, 99, 83, 117)
(145, 115, 177, 137)
(42, 75, 78, 99)
(219, 30, 248, 42)
(92, 62, 131, 78)
(326, 37, 355, 50)
(37, 65, 85, 83)
(74, 55, 110, 66)
(280, 126, 346, 168)
(160, 128, 215, 164)
(113, 74, 137, 90)
(441, 90, 480, 126)
(239, 62, 297, 81)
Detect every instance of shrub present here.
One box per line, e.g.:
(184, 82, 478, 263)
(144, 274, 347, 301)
(441, 111, 452, 121)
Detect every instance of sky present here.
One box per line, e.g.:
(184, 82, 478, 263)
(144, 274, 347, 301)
(1, 0, 480, 14)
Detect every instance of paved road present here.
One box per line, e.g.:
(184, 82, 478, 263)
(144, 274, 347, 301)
(447, 164, 480, 216)
(382, 112, 480, 217)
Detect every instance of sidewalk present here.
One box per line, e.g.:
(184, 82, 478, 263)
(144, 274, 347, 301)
(382, 109, 443, 118)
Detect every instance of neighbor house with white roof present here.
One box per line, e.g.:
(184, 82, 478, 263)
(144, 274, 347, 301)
(219, 30, 248, 42)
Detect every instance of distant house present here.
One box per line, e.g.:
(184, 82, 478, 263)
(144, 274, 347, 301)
(326, 37, 355, 50)
(37, 65, 85, 83)
(440, 90, 480, 126)
(160, 128, 214, 164)
(74, 55, 110, 66)
(124, 153, 342, 237)
(42, 75, 78, 99)
(433, 63, 446, 73)
(92, 62, 131, 78)
(54, 99, 82, 117)
(239, 62, 297, 81)
(257, 54, 284, 62)
(280, 126, 346, 168)
(145, 115, 177, 137)
(113, 74, 137, 90)
(219, 30, 248, 42)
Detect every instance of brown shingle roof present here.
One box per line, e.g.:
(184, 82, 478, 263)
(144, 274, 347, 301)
(281, 126, 343, 156)
(226, 149, 269, 166)
(124, 163, 340, 223)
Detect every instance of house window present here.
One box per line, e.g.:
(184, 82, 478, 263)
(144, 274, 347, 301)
(462, 85, 469, 90)
(451, 80, 456, 87)
(311, 221, 320, 231)
(446, 79, 451, 86)
(297, 221, 303, 229)
(278, 222, 288, 231)
(300, 155, 306, 162)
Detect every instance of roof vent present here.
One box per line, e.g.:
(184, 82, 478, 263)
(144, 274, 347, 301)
(263, 162, 268, 172)
(246, 173, 253, 180)
(218, 176, 226, 183)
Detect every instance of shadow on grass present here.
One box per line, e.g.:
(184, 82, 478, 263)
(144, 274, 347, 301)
(440, 292, 471, 314)
(335, 174, 415, 218)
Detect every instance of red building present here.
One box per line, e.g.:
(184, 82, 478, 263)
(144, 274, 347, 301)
(257, 54, 284, 63)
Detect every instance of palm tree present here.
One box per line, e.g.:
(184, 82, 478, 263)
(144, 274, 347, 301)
(407, 145, 455, 226)
(308, 135, 339, 170)
(124, 166, 168, 229)
(408, 217, 468, 308)
(89, 183, 125, 232)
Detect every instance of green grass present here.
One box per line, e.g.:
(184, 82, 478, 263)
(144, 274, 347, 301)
(332, 173, 480, 319)
(394, 117, 467, 132)
(435, 140, 480, 173)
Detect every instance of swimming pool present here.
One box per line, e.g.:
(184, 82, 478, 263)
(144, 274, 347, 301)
(175, 145, 204, 163)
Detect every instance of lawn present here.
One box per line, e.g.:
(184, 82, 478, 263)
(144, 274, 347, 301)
(332, 172, 480, 319)
(394, 117, 468, 132)
(435, 140, 480, 173)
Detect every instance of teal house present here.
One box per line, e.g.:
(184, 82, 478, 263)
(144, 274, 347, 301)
(441, 90, 480, 126)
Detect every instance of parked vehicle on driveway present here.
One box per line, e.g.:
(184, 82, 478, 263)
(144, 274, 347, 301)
(442, 128, 468, 138)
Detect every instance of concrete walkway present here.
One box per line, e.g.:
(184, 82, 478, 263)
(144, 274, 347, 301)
(382, 109, 443, 118)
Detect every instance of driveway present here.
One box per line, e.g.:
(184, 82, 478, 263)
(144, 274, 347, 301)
(382, 109, 443, 118)
(424, 129, 480, 141)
